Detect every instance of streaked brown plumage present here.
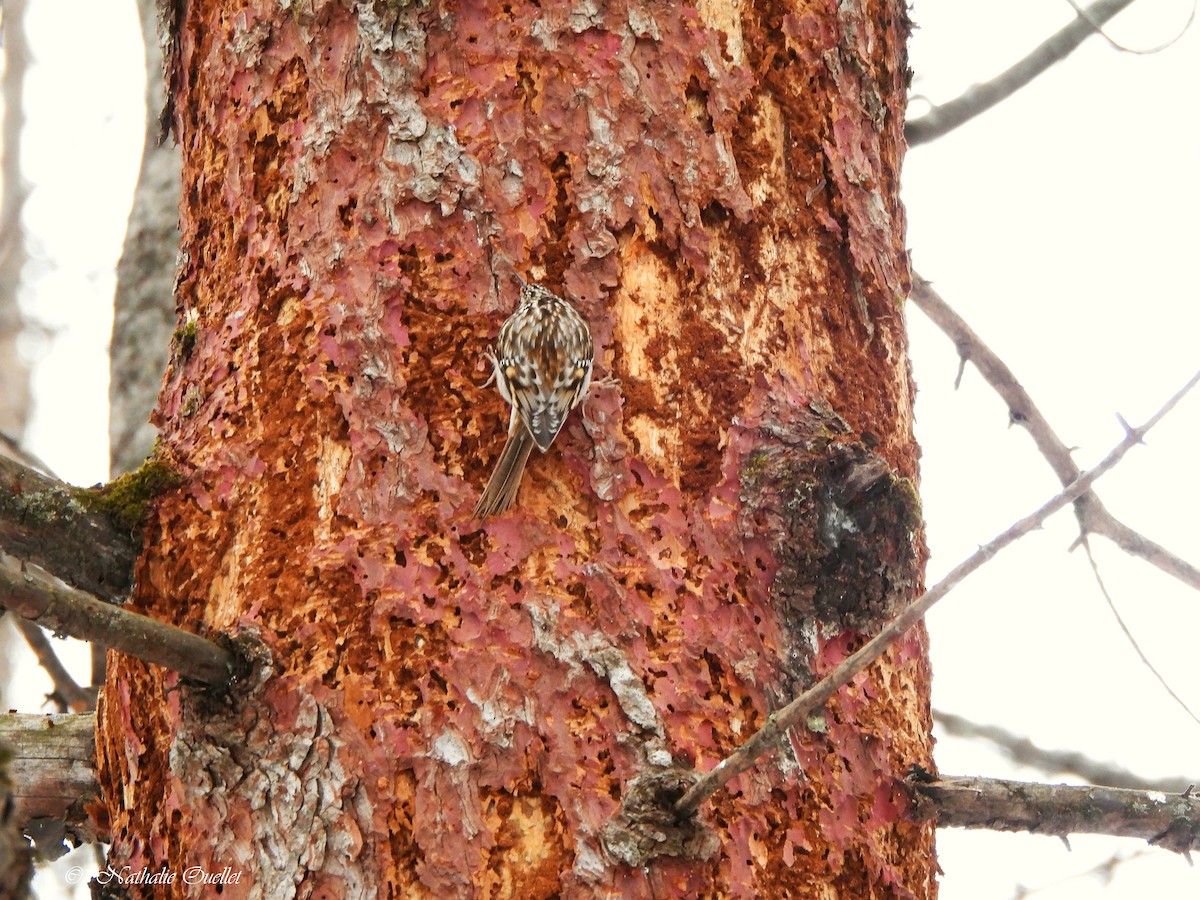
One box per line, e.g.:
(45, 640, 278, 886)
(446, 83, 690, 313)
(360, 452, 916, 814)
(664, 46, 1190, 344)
(473, 283, 593, 519)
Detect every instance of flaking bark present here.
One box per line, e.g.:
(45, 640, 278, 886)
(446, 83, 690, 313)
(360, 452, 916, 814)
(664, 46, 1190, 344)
(0, 713, 102, 850)
(98, 0, 933, 896)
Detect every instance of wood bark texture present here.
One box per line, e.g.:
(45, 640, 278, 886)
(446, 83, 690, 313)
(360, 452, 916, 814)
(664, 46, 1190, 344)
(913, 776, 1200, 854)
(97, 0, 933, 896)
(0, 713, 101, 842)
(0, 454, 137, 602)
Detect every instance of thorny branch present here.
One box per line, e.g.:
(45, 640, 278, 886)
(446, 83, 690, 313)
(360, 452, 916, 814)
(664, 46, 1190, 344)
(674, 370, 1200, 817)
(910, 775, 1200, 855)
(906, 0, 1139, 146)
(910, 276, 1200, 593)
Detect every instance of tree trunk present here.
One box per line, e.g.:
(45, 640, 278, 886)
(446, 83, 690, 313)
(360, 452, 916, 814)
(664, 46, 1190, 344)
(0, 4, 38, 890)
(0, 0, 32, 442)
(109, 0, 182, 477)
(97, 0, 933, 896)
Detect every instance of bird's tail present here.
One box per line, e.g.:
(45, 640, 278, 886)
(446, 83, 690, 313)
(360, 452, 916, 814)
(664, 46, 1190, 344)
(473, 421, 536, 519)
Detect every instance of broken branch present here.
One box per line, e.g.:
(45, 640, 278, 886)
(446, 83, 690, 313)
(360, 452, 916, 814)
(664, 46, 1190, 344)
(911, 774, 1200, 855)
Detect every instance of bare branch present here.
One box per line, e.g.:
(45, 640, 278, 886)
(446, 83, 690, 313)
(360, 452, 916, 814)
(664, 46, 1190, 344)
(910, 276, 1200, 592)
(12, 618, 95, 712)
(0, 560, 236, 687)
(1066, 0, 1196, 55)
(0, 712, 102, 858)
(934, 710, 1175, 792)
(0, 454, 137, 602)
(911, 775, 1200, 855)
(674, 371, 1200, 817)
(0, 713, 99, 826)
(906, 0, 1138, 147)
(1082, 513, 1200, 590)
(910, 276, 1079, 483)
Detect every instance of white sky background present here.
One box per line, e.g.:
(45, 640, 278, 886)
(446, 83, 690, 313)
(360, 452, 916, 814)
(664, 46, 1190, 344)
(4, 0, 1200, 897)
(907, 1, 1200, 897)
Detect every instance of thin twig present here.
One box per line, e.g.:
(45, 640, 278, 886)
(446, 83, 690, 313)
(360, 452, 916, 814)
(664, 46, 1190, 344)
(0, 560, 236, 686)
(1081, 541, 1200, 726)
(1066, 0, 1196, 54)
(910, 276, 1200, 593)
(674, 370, 1200, 817)
(906, 0, 1139, 146)
(12, 617, 94, 712)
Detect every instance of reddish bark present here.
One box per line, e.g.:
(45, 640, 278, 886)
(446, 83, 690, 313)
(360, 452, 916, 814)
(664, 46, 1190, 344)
(97, 0, 932, 896)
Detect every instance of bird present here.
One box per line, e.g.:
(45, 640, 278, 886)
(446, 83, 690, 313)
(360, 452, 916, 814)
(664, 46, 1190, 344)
(473, 282, 594, 519)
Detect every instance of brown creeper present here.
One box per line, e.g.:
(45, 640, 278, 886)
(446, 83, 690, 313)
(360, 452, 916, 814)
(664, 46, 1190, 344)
(473, 282, 594, 519)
